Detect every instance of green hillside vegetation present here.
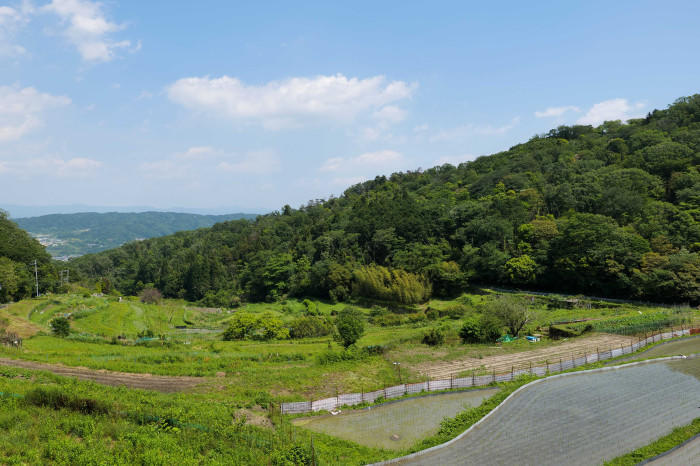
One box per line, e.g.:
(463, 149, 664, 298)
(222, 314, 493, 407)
(69, 95, 700, 305)
(0, 211, 54, 302)
(14, 211, 258, 258)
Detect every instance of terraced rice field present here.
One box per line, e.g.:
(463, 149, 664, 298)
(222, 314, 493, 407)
(293, 388, 499, 450)
(391, 359, 700, 465)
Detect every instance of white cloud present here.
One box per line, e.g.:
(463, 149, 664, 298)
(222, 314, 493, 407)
(0, 156, 101, 177)
(372, 105, 406, 124)
(174, 146, 216, 160)
(576, 98, 645, 126)
(0, 85, 71, 142)
(431, 117, 520, 142)
(320, 149, 404, 177)
(434, 154, 475, 166)
(534, 105, 580, 118)
(140, 147, 280, 179)
(138, 159, 187, 179)
(42, 0, 134, 62)
(0, 3, 31, 57)
(218, 150, 281, 175)
(167, 74, 416, 128)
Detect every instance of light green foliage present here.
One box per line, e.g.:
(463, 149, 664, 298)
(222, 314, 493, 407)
(486, 296, 532, 337)
(352, 265, 431, 304)
(289, 316, 333, 339)
(223, 312, 289, 341)
(504, 255, 537, 284)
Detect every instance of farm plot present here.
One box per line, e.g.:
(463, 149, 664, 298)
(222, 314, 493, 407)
(393, 359, 700, 465)
(416, 333, 633, 379)
(294, 388, 498, 450)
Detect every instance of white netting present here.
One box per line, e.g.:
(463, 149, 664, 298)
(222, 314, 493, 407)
(281, 327, 697, 414)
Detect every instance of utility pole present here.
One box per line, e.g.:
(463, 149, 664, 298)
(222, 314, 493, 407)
(33, 260, 39, 297)
(60, 269, 69, 285)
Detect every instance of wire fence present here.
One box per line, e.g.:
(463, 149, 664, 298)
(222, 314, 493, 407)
(282, 326, 699, 414)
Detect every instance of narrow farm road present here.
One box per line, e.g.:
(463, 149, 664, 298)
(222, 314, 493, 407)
(0, 357, 204, 392)
(389, 359, 700, 466)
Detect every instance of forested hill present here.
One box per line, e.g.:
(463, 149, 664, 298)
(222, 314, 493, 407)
(71, 95, 700, 305)
(15, 211, 258, 258)
(0, 211, 54, 302)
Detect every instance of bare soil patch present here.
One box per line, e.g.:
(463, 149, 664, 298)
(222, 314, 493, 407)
(0, 357, 204, 392)
(415, 333, 634, 378)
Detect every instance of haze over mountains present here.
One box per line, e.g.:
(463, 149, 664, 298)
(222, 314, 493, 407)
(13, 211, 258, 259)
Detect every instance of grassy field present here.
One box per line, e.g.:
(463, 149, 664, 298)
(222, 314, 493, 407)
(1, 291, 699, 464)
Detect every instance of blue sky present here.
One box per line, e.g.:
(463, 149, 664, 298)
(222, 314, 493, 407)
(1, 0, 699, 215)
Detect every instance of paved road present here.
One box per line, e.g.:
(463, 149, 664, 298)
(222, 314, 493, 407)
(387, 360, 700, 466)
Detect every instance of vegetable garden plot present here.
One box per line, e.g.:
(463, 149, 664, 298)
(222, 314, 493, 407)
(391, 360, 700, 466)
(293, 388, 498, 450)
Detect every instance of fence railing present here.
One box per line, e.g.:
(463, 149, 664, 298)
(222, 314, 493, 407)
(281, 327, 698, 414)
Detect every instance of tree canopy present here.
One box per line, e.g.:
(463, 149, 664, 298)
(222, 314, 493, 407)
(68, 94, 700, 304)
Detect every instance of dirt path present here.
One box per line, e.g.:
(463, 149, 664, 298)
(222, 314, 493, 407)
(416, 333, 634, 378)
(0, 357, 205, 392)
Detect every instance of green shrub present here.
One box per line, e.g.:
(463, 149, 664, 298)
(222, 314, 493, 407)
(422, 327, 445, 346)
(302, 299, 319, 316)
(334, 307, 365, 348)
(50, 317, 70, 337)
(289, 316, 333, 339)
(271, 444, 313, 466)
(439, 305, 468, 319)
(24, 387, 111, 415)
(223, 312, 289, 341)
(459, 314, 503, 343)
(426, 308, 439, 320)
(459, 316, 481, 343)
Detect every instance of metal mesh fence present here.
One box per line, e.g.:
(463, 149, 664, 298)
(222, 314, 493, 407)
(282, 327, 695, 414)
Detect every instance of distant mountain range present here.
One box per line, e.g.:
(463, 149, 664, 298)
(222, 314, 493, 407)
(14, 211, 258, 259)
(2, 204, 260, 218)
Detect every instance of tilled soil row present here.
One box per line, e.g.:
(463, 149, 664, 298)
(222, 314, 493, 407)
(0, 357, 204, 392)
(417, 333, 635, 379)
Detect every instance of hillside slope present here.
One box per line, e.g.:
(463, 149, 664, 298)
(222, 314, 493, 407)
(15, 211, 258, 258)
(0, 211, 53, 302)
(70, 95, 700, 304)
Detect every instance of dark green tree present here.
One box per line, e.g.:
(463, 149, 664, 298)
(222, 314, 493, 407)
(334, 307, 365, 348)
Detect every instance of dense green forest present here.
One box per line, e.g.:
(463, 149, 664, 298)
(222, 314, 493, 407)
(61, 95, 700, 305)
(15, 211, 258, 258)
(0, 211, 55, 302)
